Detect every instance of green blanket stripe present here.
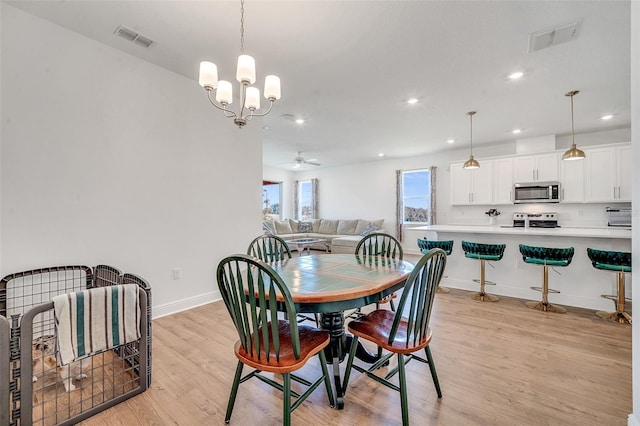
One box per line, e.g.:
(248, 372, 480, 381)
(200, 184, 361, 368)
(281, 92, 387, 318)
(111, 286, 121, 346)
(76, 291, 86, 358)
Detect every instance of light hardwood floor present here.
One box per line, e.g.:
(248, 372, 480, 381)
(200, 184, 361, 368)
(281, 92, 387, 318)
(80, 286, 632, 426)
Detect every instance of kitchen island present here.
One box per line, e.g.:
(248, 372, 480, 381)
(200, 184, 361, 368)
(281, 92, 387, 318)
(405, 225, 631, 311)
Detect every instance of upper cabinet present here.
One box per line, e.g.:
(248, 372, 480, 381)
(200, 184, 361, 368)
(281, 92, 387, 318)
(585, 144, 631, 202)
(450, 161, 494, 205)
(560, 156, 585, 203)
(493, 158, 514, 205)
(514, 153, 559, 182)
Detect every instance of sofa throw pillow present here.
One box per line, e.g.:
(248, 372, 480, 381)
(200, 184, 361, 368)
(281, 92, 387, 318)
(318, 219, 339, 235)
(298, 221, 312, 232)
(288, 218, 300, 233)
(274, 220, 293, 234)
(361, 222, 380, 236)
(263, 221, 275, 235)
(337, 219, 358, 235)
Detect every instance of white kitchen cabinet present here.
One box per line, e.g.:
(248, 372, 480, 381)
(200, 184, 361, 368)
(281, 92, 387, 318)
(493, 158, 514, 204)
(585, 145, 631, 202)
(450, 161, 494, 205)
(560, 156, 585, 202)
(617, 145, 632, 201)
(514, 153, 559, 183)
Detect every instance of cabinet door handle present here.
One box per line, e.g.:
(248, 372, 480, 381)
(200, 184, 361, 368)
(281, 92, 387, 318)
(562, 188, 565, 201)
(613, 186, 617, 199)
(533, 170, 535, 180)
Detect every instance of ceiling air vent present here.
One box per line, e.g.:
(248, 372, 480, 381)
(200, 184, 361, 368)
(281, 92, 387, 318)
(114, 25, 154, 48)
(528, 22, 579, 53)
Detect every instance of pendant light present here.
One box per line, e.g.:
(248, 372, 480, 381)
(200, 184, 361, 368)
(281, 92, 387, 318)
(463, 111, 480, 169)
(562, 90, 586, 161)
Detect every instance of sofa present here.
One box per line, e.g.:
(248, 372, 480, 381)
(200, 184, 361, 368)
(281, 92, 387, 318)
(263, 218, 384, 254)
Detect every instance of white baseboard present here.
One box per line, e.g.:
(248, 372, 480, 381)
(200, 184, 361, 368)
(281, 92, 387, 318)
(629, 414, 640, 426)
(152, 290, 221, 319)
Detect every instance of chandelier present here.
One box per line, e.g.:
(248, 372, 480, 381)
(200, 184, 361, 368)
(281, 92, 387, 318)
(198, 0, 281, 128)
(562, 90, 585, 160)
(463, 111, 480, 169)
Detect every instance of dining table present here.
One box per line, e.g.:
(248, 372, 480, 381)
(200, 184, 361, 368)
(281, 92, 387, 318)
(268, 253, 414, 409)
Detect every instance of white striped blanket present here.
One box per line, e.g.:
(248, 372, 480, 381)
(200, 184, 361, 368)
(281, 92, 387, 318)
(53, 284, 140, 366)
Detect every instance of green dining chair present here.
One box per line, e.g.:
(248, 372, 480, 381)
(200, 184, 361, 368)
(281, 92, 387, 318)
(354, 232, 404, 312)
(247, 235, 317, 326)
(247, 234, 292, 262)
(217, 254, 335, 425)
(342, 248, 447, 426)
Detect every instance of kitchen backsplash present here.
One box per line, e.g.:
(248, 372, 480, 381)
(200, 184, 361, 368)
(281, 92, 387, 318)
(444, 203, 631, 228)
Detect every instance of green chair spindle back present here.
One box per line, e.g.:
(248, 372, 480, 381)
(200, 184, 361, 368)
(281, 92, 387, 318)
(217, 254, 300, 362)
(356, 232, 404, 260)
(387, 248, 447, 347)
(247, 235, 292, 263)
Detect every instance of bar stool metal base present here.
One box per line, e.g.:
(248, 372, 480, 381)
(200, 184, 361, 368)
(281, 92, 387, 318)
(472, 292, 500, 302)
(596, 310, 632, 324)
(470, 261, 499, 302)
(525, 300, 567, 314)
(526, 265, 566, 314)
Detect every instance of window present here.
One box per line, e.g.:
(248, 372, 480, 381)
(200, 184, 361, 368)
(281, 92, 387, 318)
(295, 179, 318, 220)
(262, 181, 281, 220)
(402, 169, 432, 224)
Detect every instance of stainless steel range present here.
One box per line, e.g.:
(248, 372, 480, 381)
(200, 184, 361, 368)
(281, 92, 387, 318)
(513, 212, 559, 228)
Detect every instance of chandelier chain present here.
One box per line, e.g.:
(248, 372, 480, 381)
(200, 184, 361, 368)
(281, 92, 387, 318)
(240, 0, 245, 54)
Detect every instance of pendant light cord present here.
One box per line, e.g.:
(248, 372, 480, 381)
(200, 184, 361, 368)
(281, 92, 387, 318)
(240, 0, 245, 54)
(570, 93, 575, 146)
(469, 113, 473, 155)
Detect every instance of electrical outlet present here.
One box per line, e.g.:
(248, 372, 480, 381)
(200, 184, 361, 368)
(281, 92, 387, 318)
(172, 268, 182, 280)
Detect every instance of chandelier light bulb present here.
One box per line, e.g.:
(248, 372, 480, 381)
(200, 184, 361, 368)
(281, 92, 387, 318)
(216, 81, 233, 105)
(245, 87, 260, 110)
(264, 75, 281, 100)
(199, 61, 218, 89)
(236, 54, 256, 84)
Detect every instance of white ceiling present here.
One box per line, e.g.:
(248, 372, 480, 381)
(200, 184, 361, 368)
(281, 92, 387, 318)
(6, 1, 631, 170)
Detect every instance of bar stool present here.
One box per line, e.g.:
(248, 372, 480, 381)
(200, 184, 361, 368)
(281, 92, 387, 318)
(461, 241, 506, 302)
(586, 248, 632, 324)
(417, 238, 453, 293)
(519, 245, 574, 314)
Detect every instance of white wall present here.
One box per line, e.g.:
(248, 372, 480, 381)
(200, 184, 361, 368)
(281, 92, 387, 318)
(0, 4, 263, 318)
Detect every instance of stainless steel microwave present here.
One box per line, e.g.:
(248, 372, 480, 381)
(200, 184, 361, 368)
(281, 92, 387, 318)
(513, 182, 561, 204)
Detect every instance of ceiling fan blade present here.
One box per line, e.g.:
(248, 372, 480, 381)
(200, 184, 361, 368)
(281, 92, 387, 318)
(304, 160, 321, 166)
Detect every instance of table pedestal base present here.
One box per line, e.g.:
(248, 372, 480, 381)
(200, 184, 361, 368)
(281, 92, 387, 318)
(320, 312, 380, 409)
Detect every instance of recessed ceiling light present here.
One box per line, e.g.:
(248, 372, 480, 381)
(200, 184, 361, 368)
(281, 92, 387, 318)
(378, 153, 385, 157)
(262, 125, 269, 130)
(601, 114, 613, 120)
(407, 98, 418, 105)
(295, 118, 305, 124)
(512, 128, 522, 134)
(446, 139, 455, 144)
(508, 71, 524, 80)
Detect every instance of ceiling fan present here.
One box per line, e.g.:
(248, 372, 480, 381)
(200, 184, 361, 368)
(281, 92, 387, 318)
(293, 152, 321, 168)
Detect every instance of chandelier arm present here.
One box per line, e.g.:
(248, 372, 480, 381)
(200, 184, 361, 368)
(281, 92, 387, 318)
(206, 90, 238, 119)
(247, 100, 275, 118)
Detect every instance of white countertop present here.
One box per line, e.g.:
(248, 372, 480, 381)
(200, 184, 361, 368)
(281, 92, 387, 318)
(411, 224, 631, 239)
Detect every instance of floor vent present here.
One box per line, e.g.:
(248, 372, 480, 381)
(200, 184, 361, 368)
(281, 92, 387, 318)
(114, 25, 154, 48)
(528, 22, 579, 53)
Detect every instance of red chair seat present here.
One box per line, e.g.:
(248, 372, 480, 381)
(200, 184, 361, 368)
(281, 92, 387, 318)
(235, 320, 330, 373)
(348, 310, 432, 354)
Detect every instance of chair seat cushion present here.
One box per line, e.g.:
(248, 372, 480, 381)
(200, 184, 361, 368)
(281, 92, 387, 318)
(347, 310, 432, 354)
(235, 320, 330, 374)
(593, 263, 632, 273)
(523, 258, 571, 267)
(464, 253, 503, 261)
